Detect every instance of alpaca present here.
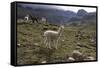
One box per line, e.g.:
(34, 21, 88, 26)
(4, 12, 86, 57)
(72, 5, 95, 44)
(29, 15, 39, 23)
(24, 14, 29, 21)
(43, 25, 64, 49)
(24, 14, 40, 23)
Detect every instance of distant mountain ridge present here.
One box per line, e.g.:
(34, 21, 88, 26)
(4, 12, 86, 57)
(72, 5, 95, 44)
(17, 4, 96, 24)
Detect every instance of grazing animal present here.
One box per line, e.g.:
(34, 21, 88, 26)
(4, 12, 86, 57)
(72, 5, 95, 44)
(41, 17, 46, 22)
(30, 15, 39, 23)
(24, 14, 41, 23)
(24, 14, 30, 21)
(44, 25, 64, 49)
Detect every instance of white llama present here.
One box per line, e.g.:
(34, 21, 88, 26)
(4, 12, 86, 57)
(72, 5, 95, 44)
(43, 25, 64, 49)
(24, 14, 29, 21)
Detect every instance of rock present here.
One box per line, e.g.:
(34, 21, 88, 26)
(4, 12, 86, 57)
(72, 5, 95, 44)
(76, 42, 82, 47)
(41, 61, 47, 63)
(90, 39, 95, 43)
(77, 42, 81, 45)
(17, 43, 21, 46)
(62, 39, 65, 42)
(72, 50, 83, 61)
(84, 56, 95, 61)
(72, 50, 82, 56)
(67, 57, 75, 61)
(75, 46, 81, 49)
(34, 43, 39, 46)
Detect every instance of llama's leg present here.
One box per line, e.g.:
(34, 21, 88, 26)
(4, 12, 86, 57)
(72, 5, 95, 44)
(53, 40, 57, 49)
(44, 37, 48, 48)
(36, 19, 38, 23)
(44, 37, 46, 45)
(55, 39, 59, 49)
(32, 20, 34, 23)
(45, 37, 51, 49)
(48, 38, 51, 49)
(52, 40, 55, 47)
(46, 40, 48, 48)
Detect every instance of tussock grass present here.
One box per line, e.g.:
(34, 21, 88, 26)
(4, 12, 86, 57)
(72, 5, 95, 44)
(17, 22, 96, 65)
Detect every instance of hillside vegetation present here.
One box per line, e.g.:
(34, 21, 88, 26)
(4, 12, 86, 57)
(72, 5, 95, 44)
(17, 21, 96, 65)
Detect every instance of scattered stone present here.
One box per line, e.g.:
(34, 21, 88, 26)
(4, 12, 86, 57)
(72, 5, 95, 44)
(90, 39, 95, 43)
(77, 42, 82, 46)
(62, 39, 65, 42)
(72, 50, 82, 56)
(34, 43, 39, 46)
(75, 46, 81, 49)
(84, 56, 95, 61)
(67, 57, 75, 61)
(72, 50, 83, 61)
(41, 60, 47, 63)
(17, 43, 21, 47)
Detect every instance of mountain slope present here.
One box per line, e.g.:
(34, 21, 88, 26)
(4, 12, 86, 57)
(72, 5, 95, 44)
(17, 4, 96, 24)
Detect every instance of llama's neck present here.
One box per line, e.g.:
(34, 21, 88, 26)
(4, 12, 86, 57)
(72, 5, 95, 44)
(58, 27, 62, 35)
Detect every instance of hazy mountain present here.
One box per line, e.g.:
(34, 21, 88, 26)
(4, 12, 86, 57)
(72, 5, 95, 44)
(17, 4, 96, 24)
(68, 9, 96, 24)
(77, 9, 87, 17)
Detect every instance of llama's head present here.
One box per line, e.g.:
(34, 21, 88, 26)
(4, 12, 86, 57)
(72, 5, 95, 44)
(61, 25, 64, 29)
(58, 25, 64, 33)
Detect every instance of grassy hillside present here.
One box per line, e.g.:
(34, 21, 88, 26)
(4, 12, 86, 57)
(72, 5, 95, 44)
(17, 21, 96, 65)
